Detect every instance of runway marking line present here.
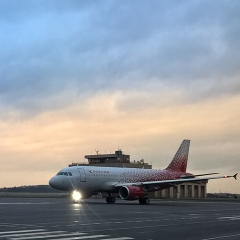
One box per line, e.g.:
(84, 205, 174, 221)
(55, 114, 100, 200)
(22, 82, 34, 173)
(83, 217, 240, 233)
(11, 232, 87, 240)
(53, 235, 108, 240)
(0, 229, 44, 235)
(201, 233, 240, 240)
(0, 229, 135, 240)
(0, 230, 106, 240)
(34, 216, 203, 230)
(101, 238, 134, 240)
(0, 223, 36, 227)
(218, 215, 240, 220)
(0, 231, 65, 238)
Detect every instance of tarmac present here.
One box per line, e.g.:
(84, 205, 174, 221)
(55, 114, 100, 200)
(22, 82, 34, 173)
(0, 197, 240, 240)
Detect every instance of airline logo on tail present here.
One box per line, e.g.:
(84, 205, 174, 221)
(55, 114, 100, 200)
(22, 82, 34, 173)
(166, 139, 190, 172)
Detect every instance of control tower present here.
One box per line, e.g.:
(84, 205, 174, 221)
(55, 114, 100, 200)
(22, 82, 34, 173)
(69, 149, 152, 169)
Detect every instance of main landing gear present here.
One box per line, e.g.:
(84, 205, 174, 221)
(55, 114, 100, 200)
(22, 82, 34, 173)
(106, 196, 116, 204)
(139, 197, 150, 205)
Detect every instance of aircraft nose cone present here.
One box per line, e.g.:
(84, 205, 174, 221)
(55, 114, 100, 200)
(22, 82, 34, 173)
(49, 176, 60, 190)
(49, 176, 73, 191)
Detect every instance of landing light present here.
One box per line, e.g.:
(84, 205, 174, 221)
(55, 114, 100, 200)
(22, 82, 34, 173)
(72, 191, 81, 202)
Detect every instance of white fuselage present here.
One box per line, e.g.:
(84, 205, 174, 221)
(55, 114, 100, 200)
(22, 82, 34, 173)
(49, 165, 185, 194)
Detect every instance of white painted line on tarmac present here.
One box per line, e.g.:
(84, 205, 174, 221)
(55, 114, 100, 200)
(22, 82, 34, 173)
(54, 235, 108, 240)
(9, 232, 86, 240)
(201, 233, 240, 240)
(101, 238, 134, 240)
(0, 223, 35, 227)
(0, 229, 44, 235)
(218, 216, 240, 220)
(0, 231, 65, 238)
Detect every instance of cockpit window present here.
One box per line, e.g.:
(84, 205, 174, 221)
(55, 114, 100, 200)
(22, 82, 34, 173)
(57, 171, 72, 176)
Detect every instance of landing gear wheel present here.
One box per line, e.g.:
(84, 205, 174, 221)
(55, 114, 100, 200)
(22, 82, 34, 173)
(106, 196, 116, 204)
(139, 197, 150, 205)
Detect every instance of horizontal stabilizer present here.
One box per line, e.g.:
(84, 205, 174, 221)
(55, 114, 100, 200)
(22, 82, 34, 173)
(231, 173, 238, 180)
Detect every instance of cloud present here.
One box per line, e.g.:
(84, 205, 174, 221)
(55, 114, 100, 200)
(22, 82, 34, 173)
(1, 1, 240, 114)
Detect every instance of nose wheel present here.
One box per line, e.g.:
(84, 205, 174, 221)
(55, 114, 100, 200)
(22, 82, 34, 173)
(106, 196, 116, 204)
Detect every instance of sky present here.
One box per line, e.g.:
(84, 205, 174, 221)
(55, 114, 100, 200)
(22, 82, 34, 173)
(0, 0, 240, 193)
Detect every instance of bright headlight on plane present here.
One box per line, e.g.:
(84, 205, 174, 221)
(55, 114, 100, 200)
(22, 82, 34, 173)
(72, 191, 81, 201)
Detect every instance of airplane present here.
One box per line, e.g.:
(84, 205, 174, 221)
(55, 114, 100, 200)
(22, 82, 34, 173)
(49, 139, 238, 204)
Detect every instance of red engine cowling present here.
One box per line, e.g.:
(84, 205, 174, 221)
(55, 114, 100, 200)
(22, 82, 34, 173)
(119, 186, 146, 200)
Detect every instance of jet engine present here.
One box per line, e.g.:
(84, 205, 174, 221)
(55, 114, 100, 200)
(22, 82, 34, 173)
(119, 186, 146, 200)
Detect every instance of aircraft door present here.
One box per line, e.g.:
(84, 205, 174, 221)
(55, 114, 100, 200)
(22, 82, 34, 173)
(78, 168, 86, 182)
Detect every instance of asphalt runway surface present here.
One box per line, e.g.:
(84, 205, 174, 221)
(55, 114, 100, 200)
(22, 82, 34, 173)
(0, 198, 240, 240)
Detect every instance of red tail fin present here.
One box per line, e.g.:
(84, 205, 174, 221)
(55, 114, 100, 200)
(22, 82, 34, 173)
(165, 139, 190, 172)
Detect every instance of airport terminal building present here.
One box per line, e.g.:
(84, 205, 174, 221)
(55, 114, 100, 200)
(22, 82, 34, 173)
(69, 150, 207, 199)
(69, 150, 152, 169)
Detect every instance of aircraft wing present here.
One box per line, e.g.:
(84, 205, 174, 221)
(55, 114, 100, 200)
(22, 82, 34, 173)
(114, 173, 238, 188)
(181, 173, 219, 178)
